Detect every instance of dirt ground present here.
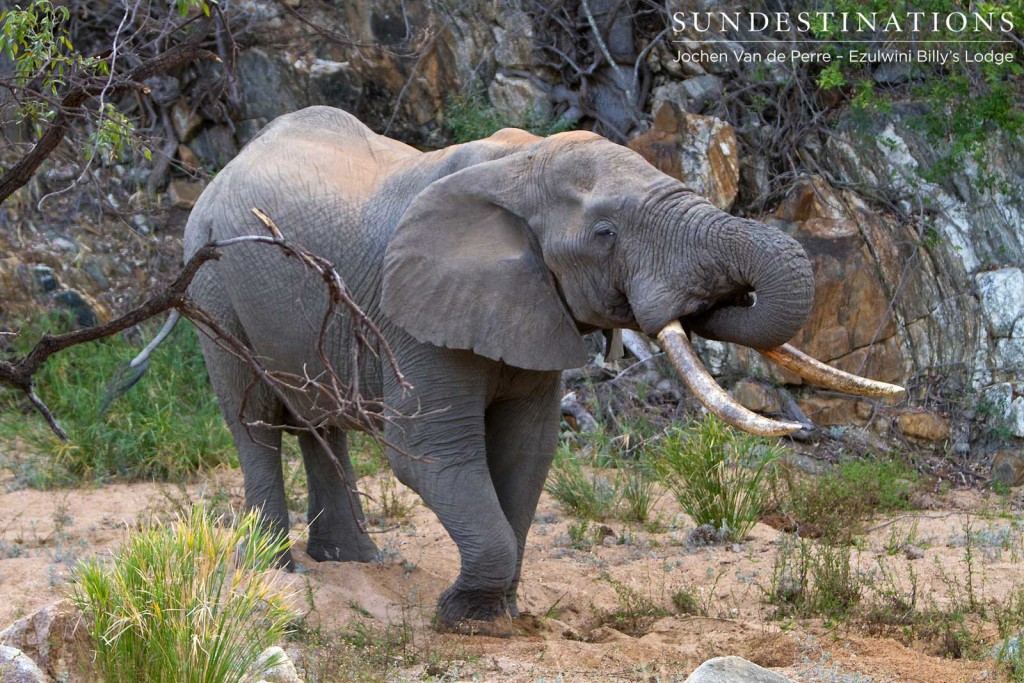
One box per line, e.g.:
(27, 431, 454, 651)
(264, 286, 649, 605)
(0, 460, 1020, 682)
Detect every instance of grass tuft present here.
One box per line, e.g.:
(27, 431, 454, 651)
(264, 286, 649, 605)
(71, 506, 294, 683)
(647, 416, 781, 542)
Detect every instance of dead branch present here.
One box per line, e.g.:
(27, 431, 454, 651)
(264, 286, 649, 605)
(1, 210, 407, 452)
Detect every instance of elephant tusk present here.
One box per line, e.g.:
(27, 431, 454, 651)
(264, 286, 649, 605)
(758, 344, 906, 400)
(657, 321, 804, 438)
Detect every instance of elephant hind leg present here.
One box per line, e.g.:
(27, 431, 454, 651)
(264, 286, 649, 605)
(192, 268, 293, 567)
(299, 428, 378, 562)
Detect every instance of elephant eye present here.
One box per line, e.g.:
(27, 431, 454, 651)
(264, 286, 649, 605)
(593, 223, 617, 239)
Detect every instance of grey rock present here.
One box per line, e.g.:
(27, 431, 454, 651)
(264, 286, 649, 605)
(144, 75, 181, 107)
(0, 646, 49, 683)
(244, 646, 302, 683)
(683, 656, 794, 682)
(873, 60, 917, 85)
(904, 545, 926, 560)
(52, 290, 97, 328)
(977, 268, 1024, 338)
(237, 48, 308, 127)
(31, 265, 59, 294)
(488, 73, 550, 121)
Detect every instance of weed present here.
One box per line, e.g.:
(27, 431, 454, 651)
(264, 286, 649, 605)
(600, 575, 669, 636)
(367, 474, 415, 526)
(766, 534, 861, 621)
(617, 465, 659, 524)
(0, 314, 233, 486)
(71, 506, 294, 683)
(545, 452, 619, 521)
(647, 416, 781, 542)
(671, 569, 724, 617)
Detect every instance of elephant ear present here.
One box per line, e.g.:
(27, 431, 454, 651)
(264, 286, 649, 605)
(382, 156, 587, 371)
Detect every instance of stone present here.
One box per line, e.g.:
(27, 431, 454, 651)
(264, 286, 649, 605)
(0, 600, 92, 683)
(189, 125, 237, 170)
(170, 100, 203, 143)
(0, 646, 49, 683)
(493, 11, 534, 69)
(683, 655, 794, 682)
(167, 180, 204, 209)
(628, 102, 739, 210)
(731, 379, 781, 414)
(904, 545, 925, 560)
(487, 73, 550, 120)
(31, 265, 59, 294)
(244, 646, 302, 683)
(144, 75, 180, 107)
(992, 450, 1024, 488)
(177, 144, 200, 169)
(896, 410, 951, 442)
(796, 396, 865, 427)
(52, 290, 100, 328)
(976, 268, 1024, 338)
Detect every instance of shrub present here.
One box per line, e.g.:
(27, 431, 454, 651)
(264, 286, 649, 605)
(0, 313, 233, 486)
(72, 506, 294, 683)
(774, 455, 920, 543)
(647, 416, 781, 542)
(444, 93, 573, 143)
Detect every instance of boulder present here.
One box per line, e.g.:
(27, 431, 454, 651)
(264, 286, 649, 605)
(488, 73, 550, 121)
(244, 646, 303, 683)
(0, 600, 93, 683)
(992, 450, 1024, 488)
(167, 179, 205, 210)
(0, 646, 49, 683)
(628, 102, 739, 210)
(683, 656, 794, 682)
(896, 410, 951, 442)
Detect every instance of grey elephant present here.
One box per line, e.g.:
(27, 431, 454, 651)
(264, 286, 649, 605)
(179, 106, 900, 628)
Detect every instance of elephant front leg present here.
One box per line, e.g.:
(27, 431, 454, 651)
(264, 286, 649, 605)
(299, 428, 378, 562)
(384, 392, 517, 628)
(485, 372, 562, 617)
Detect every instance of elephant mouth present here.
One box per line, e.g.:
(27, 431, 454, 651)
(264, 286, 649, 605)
(656, 320, 906, 438)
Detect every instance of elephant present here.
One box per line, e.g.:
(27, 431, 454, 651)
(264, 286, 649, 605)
(178, 105, 902, 628)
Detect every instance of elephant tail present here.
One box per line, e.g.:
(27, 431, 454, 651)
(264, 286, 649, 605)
(100, 310, 182, 413)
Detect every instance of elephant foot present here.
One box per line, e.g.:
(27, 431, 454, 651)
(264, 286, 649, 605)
(434, 584, 511, 634)
(306, 536, 379, 563)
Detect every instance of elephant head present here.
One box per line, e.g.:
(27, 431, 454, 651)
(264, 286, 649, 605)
(383, 130, 902, 432)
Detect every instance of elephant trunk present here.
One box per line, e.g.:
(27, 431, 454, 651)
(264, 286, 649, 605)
(687, 216, 815, 350)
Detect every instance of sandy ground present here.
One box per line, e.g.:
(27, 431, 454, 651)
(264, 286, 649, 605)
(1, 459, 1021, 682)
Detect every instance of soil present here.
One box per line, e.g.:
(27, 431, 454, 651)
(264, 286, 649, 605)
(0, 461, 1020, 682)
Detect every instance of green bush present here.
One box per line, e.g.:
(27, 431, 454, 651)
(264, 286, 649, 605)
(0, 313, 233, 486)
(444, 93, 574, 143)
(775, 455, 920, 543)
(647, 416, 781, 542)
(72, 506, 294, 683)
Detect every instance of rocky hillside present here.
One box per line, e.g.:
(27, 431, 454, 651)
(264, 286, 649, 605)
(2, 0, 1022, 464)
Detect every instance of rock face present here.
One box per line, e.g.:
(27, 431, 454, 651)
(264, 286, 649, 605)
(629, 102, 740, 211)
(683, 655, 794, 682)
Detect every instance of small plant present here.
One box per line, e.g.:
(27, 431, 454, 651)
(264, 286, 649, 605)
(545, 451, 619, 521)
(766, 533, 861, 620)
(601, 575, 669, 636)
(647, 416, 781, 542)
(72, 506, 295, 683)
